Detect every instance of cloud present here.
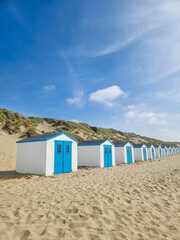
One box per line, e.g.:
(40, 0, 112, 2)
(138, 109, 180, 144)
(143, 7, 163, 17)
(66, 91, 84, 107)
(125, 104, 166, 125)
(70, 119, 80, 123)
(89, 85, 126, 106)
(83, 1, 180, 58)
(43, 85, 56, 91)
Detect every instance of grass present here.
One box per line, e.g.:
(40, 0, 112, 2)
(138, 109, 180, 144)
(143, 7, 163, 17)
(0, 108, 179, 146)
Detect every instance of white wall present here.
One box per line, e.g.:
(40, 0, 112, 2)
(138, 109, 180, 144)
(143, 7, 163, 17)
(162, 148, 165, 157)
(134, 148, 143, 161)
(155, 148, 160, 158)
(16, 141, 46, 175)
(78, 145, 100, 167)
(168, 147, 171, 156)
(147, 148, 152, 160)
(115, 147, 125, 163)
(100, 140, 115, 167)
(46, 134, 78, 175)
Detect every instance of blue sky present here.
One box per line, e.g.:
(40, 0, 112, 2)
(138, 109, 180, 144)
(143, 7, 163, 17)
(1, 0, 180, 141)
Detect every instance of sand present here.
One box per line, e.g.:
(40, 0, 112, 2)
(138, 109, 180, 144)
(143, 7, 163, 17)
(0, 135, 180, 240)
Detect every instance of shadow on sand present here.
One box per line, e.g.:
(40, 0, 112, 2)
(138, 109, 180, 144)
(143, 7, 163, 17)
(0, 170, 33, 181)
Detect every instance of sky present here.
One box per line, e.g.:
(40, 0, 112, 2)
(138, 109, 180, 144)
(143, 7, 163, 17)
(0, 0, 180, 141)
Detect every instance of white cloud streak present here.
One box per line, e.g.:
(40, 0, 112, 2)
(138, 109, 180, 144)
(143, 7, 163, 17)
(66, 91, 85, 107)
(125, 104, 166, 125)
(43, 85, 56, 91)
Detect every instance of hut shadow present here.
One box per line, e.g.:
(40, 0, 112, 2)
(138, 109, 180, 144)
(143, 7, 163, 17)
(0, 170, 33, 181)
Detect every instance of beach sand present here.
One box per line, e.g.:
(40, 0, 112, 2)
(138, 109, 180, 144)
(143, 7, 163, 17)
(0, 135, 180, 240)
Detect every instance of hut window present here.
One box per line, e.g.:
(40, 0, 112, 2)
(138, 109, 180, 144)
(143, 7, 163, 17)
(58, 145, 61, 153)
(109, 148, 111, 153)
(66, 145, 70, 153)
(105, 148, 107, 153)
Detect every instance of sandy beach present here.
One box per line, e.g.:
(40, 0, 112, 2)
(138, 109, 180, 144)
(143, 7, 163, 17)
(0, 135, 180, 240)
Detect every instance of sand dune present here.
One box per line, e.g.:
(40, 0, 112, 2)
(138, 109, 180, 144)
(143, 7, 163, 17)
(0, 135, 180, 239)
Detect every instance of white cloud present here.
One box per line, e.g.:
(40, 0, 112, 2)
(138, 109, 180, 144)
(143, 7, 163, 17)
(43, 85, 56, 91)
(70, 119, 80, 123)
(89, 85, 126, 106)
(66, 91, 84, 107)
(140, 128, 180, 142)
(125, 104, 166, 125)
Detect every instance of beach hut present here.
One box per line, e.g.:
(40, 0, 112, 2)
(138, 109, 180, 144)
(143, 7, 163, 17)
(176, 146, 179, 154)
(168, 146, 172, 156)
(162, 146, 168, 157)
(78, 139, 115, 168)
(154, 145, 162, 158)
(133, 144, 148, 161)
(16, 132, 78, 176)
(172, 146, 176, 155)
(114, 142, 135, 164)
(147, 145, 155, 160)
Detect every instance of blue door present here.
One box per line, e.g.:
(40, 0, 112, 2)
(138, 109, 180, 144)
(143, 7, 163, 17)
(104, 145, 112, 167)
(143, 147, 147, 161)
(54, 141, 72, 174)
(104, 145, 108, 168)
(152, 148, 155, 159)
(159, 148, 162, 158)
(108, 146, 112, 167)
(126, 146, 133, 164)
(165, 148, 167, 157)
(63, 141, 72, 173)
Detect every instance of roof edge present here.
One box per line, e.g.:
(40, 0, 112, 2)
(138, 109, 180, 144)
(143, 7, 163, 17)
(16, 132, 79, 143)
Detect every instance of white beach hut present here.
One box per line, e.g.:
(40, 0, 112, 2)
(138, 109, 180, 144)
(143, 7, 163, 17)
(172, 146, 175, 155)
(146, 145, 155, 160)
(78, 139, 115, 168)
(177, 146, 179, 154)
(114, 142, 135, 164)
(168, 146, 172, 156)
(154, 145, 162, 158)
(133, 144, 148, 161)
(162, 146, 168, 157)
(16, 132, 78, 176)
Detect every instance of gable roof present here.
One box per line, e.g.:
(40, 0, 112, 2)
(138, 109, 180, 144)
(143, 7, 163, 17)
(78, 139, 114, 146)
(114, 142, 133, 147)
(133, 144, 146, 148)
(146, 144, 154, 148)
(17, 132, 78, 143)
(154, 145, 161, 148)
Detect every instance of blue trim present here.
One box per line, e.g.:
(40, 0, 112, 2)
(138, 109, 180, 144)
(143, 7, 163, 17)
(17, 139, 47, 143)
(17, 132, 78, 143)
(78, 139, 115, 147)
(115, 141, 134, 148)
(106, 139, 115, 146)
(133, 144, 147, 149)
(78, 144, 102, 146)
(134, 146, 147, 149)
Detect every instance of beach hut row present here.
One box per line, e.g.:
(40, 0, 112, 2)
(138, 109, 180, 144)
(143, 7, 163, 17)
(16, 132, 180, 176)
